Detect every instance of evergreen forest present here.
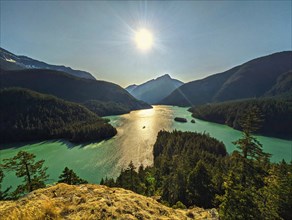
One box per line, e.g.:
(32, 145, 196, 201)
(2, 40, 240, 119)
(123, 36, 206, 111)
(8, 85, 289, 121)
(0, 88, 117, 143)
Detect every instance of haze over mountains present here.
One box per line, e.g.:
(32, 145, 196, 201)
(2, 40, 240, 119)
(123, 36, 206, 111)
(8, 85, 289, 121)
(0, 47, 95, 80)
(160, 51, 292, 106)
(126, 74, 183, 104)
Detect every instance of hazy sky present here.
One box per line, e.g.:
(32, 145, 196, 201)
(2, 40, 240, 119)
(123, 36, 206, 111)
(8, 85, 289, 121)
(1, 1, 291, 87)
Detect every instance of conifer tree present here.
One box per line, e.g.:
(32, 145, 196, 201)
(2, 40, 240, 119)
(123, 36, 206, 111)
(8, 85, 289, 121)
(233, 106, 270, 188)
(144, 169, 156, 196)
(218, 106, 271, 219)
(234, 106, 270, 162)
(104, 177, 115, 187)
(3, 151, 48, 198)
(115, 161, 144, 193)
(218, 171, 259, 219)
(100, 178, 105, 185)
(187, 160, 214, 208)
(58, 167, 88, 185)
(257, 161, 292, 220)
(128, 161, 136, 191)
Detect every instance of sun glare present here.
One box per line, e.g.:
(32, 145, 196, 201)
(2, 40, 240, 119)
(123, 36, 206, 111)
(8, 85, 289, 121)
(134, 28, 153, 51)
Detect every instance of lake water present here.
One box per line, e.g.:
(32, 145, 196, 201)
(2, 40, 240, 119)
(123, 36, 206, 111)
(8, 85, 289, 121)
(1, 105, 291, 189)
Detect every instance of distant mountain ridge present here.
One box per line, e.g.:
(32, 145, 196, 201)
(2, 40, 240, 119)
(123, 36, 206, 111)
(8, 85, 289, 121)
(160, 51, 292, 106)
(0, 47, 95, 80)
(126, 74, 183, 104)
(125, 84, 138, 93)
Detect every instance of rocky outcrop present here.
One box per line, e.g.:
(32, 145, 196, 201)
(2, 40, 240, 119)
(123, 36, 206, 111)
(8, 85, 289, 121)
(0, 183, 218, 219)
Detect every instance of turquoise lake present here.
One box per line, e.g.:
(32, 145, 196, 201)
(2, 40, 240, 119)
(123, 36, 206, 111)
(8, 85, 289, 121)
(1, 105, 291, 189)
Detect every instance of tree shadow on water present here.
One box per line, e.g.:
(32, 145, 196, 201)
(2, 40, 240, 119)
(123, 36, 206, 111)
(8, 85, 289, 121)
(0, 138, 112, 151)
(38, 139, 110, 149)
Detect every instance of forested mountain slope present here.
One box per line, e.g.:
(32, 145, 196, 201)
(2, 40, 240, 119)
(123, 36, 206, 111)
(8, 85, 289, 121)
(189, 98, 292, 139)
(0, 88, 117, 143)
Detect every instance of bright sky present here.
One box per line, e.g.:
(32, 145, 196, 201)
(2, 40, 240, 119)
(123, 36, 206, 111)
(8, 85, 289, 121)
(1, 1, 291, 87)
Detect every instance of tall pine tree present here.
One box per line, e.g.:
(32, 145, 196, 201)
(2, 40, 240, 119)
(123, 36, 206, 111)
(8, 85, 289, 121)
(3, 151, 48, 198)
(218, 106, 271, 219)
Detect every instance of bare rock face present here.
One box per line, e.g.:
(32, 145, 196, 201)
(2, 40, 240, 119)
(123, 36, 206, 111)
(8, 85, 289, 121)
(0, 183, 218, 219)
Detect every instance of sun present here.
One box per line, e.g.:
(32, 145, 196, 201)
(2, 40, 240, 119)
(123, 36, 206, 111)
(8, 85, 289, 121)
(134, 28, 153, 51)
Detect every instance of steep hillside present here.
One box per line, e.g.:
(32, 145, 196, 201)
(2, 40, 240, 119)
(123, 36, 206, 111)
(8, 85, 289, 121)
(126, 74, 183, 104)
(0, 88, 117, 143)
(0, 47, 95, 80)
(0, 183, 218, 219)
(160, 51, 292, 106)
(0, 69, 151, 116)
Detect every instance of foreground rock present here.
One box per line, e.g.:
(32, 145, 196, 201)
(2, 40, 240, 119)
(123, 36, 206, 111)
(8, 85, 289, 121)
(0, 183, 218, 220)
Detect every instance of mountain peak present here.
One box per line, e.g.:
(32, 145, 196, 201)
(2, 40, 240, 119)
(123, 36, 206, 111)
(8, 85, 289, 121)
(157, 74, 171, 80)
(125, 74, 184, 104)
